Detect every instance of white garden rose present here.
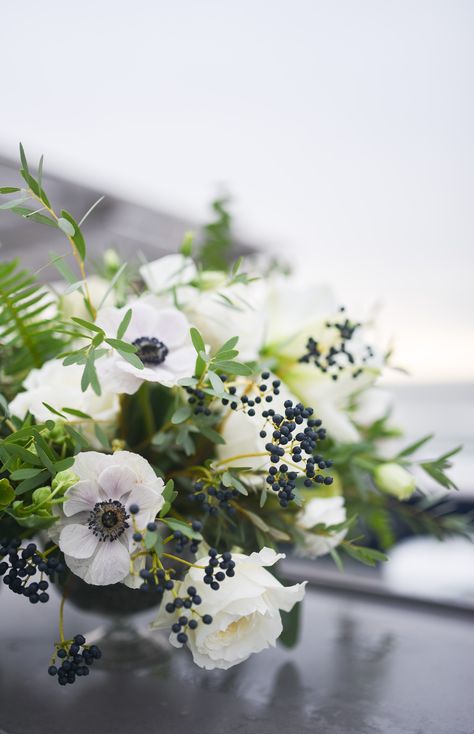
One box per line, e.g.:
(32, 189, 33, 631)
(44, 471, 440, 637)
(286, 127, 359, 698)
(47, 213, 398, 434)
(95, 298, 196, 394)
(50, 451, 165, 586)
(8, 359, 119, 449)
(297, 495, 347, 558)
(152, 547, 306, 670)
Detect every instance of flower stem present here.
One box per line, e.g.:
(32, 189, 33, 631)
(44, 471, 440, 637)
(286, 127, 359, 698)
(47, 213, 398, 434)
(29, 189, 95, 318)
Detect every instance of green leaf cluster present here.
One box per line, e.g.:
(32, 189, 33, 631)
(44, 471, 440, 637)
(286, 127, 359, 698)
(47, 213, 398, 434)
(0, 260, 63, 376)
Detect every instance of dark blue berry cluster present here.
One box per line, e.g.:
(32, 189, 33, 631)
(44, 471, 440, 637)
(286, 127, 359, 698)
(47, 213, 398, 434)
(203, 548, 235, 588)
(298, 309, 374, 381)
(222, 371, 282, 414)
(0, 538, 63, 603)
(48, 635, 102, 686)
(185, 371, 334, 509)
(189, 480, 238, 516)
(185, 371, 281, 418)
(164, 549, 234, 646)
(262, 400, 333, 507)
(172, 519, 203, 554)
(185, 386, 212, 416)
(165, 585, 213, 645)
(129, 504, 204, 591)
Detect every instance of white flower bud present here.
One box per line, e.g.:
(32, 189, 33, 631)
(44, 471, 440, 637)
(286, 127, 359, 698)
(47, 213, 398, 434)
(374, 463, 416, 500)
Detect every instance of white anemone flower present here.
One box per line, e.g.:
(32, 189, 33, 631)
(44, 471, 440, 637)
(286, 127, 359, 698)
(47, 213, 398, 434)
(95, 298, 196, 395)
(50, 451, 165, 586)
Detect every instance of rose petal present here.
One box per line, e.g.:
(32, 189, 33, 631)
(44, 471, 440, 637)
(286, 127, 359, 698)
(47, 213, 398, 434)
(59, 524, 99, 559)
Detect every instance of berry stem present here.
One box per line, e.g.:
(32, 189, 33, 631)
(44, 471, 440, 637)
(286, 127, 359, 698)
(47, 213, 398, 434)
(59, 595, 66, 644)
(161, 553, 206, 568)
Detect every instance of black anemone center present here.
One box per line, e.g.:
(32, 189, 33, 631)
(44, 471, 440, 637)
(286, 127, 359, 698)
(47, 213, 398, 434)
(88, 500, 129, 542)
(132, 336, 169, 365)
(102, 510, 118, 528)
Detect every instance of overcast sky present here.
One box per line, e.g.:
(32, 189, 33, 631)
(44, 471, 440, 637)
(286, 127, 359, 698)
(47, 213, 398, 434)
(1, 1, 473, 381)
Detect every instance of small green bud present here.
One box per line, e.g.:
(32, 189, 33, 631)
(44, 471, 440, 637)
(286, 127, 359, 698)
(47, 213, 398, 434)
(199, 270, 227, 290)
(32, 487, 52, 505)
(52, 469, 79, 495)
(374, 463, 416, 500)
(103, 248, 121, 271)
(0, 478, 15, 508)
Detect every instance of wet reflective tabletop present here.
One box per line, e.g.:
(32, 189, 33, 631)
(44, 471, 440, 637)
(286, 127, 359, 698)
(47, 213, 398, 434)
(1, 580, 473, 734)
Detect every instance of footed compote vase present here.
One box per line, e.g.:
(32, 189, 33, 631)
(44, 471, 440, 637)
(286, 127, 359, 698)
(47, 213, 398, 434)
(60, 572, 170, 671)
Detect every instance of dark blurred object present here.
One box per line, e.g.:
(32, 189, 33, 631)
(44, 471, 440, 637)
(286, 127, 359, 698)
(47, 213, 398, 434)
(0, 154, 192, 273)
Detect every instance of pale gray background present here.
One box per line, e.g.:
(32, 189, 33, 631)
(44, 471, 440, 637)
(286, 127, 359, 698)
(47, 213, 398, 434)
(1, 0, 473, 383)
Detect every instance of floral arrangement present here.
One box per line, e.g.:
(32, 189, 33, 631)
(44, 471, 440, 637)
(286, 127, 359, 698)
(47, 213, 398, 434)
(0, 147, 464, 685)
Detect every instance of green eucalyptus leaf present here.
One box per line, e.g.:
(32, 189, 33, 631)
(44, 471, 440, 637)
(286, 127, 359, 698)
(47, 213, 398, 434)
(171, 405, 192, 424)
(117, 350, 144, 370)
(116, 308, 132, 339)
(163, 518, 202, 541)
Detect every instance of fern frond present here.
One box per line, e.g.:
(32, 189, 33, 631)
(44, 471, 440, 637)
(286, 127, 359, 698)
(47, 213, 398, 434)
(0, 259, 63, 376)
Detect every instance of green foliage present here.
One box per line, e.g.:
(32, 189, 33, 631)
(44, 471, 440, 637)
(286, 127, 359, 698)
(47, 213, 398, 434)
(420, 446, 461, 491)
(279, 600, 302, 648)
(198, 197, 232, 271)
(0, 419, 78, 531)
(342, 542, 388, 566)
(0, 259, 63, 375)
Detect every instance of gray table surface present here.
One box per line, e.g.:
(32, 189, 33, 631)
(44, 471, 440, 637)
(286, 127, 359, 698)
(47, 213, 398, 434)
(1, 156, 473, 733)
(0, 579, 473, 734)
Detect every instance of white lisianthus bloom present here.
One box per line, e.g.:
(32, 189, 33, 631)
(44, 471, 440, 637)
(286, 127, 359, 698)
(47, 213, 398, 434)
(9, 359, 119, 449)
(50, 451, 164, 586)
(284, 364, 378, 444)
(374, 463, 416, 500)
(297, 495, 347, 558)
(152, 548, 306, 670)
(95, 298, 196, 395)
(185, 278, 268, 361)
(264, 275, 383, 444)
(139, 253, 197, 294)
(140, 253, 266, 360)
(350, 387, 393, 427)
